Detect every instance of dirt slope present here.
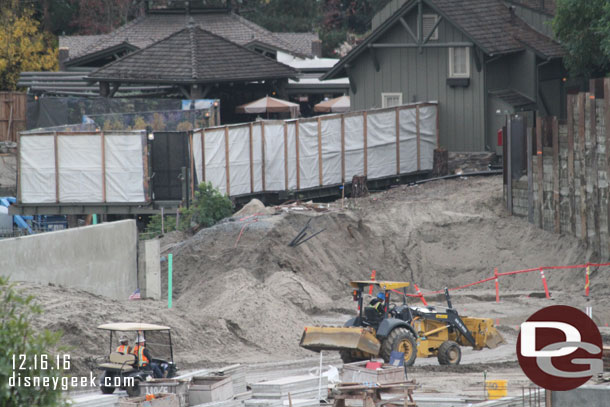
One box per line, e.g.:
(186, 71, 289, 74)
(19, 176, 606, 377)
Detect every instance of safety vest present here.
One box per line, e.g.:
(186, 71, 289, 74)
(133, 345, 149, 367)
(116, 344, 130, 354)
(369, 300, 384, 313)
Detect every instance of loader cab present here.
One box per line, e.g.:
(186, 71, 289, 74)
(349, 281, 410, 327)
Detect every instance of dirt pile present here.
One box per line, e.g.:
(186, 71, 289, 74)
(20, 176, 606, 377)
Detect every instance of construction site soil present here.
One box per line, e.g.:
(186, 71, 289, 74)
(17, 175, 610, 395)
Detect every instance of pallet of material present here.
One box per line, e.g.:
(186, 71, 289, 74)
(119, 393, 179, 407)
(244, 398, 319, 407)
(250, 375, 328, 401)
(191, 399, 245, 407)
(341, 361, 405, 385)
(215, 364, 247, 394)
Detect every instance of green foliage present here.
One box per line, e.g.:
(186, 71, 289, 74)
(145, 182, 233, 236)
(181, 182, 234, 228)
(553, 0, 610, 77)
(0, 1, 57, 90)
(0, 277, 66, 407)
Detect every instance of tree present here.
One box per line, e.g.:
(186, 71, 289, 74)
(0, 277, 66, 407)
(0, 2, 57, 90)
(66, 0, 145, 35)
(552, 0, 610, 78)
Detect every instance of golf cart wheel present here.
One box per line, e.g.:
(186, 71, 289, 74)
(437, 340, 461, 365)
(126, 378, 141, 398)
(381, 327, 417, 367)
(99, 372, 115, 394)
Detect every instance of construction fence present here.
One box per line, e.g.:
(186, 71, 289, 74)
(191, 102, 438, 196)
(16, 103, 438, 206)
(510, 78, 610, 260)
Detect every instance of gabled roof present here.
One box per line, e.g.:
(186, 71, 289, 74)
(275, 32, 320, 57)
(87, 25, 298, 85)
(59, 35, 106, 56)
(323, 0, 563, 80)
(64, 10, 308, 64)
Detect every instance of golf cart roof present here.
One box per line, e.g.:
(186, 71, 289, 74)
(97, 323, 171, 331)
(350, 281, 410, 290)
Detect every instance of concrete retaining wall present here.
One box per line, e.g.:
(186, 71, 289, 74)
(0, 219, 137, 300)
(551, 385, 610, 407)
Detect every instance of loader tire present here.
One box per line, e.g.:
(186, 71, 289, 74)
(437, 340, 461, 365)
(380, 327, 417, 367)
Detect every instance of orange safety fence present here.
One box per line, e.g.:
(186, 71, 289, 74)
(385, 262, 610, 303)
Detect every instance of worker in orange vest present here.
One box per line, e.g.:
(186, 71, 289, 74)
(116, 336, 131, 354)
(132, 336, 162, 378)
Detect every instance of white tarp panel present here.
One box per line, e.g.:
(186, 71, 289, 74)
(57, 135, 103, 202)
(20, 135, 56, 203)
(286, 122, 297, 190)
(105, 133, 145, 202)
(193, 130, 203, 184)
(419, 106, 437, 170)
(399, 108, 418, 174)
(298, 120, 320, 189)
(263, 123, 285, 191)
(344, 115, 365, 180)
(204, 129, 227, 195)
(252, 123, 263, 193)
(321, 118, 342, 185)
(229, 126, 251, 196)
(367, 111, 397, 179)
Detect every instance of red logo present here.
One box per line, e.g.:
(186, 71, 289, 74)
(517, 305, 602, 391)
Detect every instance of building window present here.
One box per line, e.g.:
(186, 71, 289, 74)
(449, 47, 470, 78)
(382, 93, 403, 108)
(421, 14, 439, 40)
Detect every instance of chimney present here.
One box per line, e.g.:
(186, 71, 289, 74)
(509, 6, 516, 25)
(58, 47, 69, 71)
(312, 40, 322, 58)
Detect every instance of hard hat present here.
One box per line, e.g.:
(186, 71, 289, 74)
(377, 292, 385, 300)
(119, 335, 129, 343)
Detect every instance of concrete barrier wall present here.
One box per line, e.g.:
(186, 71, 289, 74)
(0, 219, 137, 300)
(551, 385, 610, 407)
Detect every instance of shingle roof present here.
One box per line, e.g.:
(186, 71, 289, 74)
(430, 0, 562, 57)
(87, 26, 298, 84)
(276, 32, 319, 57)
(323, 0, 563, 80)
(59, 35, 106, 57)
(65, 11, 305, 62)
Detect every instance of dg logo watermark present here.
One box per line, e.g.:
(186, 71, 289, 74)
(517, 305, 603, 391)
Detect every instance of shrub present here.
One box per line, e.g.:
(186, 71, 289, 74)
(144, 182, 233, 236)
(0, 277, 66, 407)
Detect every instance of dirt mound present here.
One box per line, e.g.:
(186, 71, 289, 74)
(21, 176, 606, 377)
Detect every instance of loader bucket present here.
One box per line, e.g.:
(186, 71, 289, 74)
(462, 317, 506, 350)
(299, 326, 381, 356)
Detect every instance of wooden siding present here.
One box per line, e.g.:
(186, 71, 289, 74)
(507, 2, 554, 38)
(350, 6, 486, 152)
(0, 92, 27, 143)
(372, 0, 408, 31)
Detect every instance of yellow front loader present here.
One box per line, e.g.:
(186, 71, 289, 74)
(300, 282, 504, 366)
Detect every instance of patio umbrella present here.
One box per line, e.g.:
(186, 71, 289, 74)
(314, 96, 350, 113)
(236, 96, 300, 118)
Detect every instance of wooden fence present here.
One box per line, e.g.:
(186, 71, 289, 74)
(511, 79, 610, 259)
(0, 92, 27, 143)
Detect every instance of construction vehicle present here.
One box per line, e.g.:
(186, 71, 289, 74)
(96, 323, 178, 397)
(300, 281, 504, 366)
